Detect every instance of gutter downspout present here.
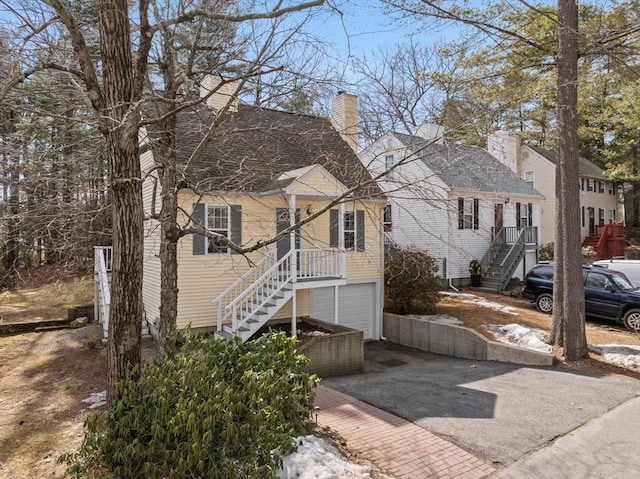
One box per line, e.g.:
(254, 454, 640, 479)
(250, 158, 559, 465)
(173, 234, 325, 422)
(380, 205, 388, 341)
(446, 198, 459, 292)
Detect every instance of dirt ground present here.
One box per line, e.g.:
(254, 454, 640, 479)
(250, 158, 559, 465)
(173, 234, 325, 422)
(1, 292, 639, 479)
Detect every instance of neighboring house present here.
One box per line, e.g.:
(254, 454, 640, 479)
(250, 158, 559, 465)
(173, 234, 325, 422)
(488, 130, 624, 255)
(96, 79, 386, 343)
(359, 124, 544, 291)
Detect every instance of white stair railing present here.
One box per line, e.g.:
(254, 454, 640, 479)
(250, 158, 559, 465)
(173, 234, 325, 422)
(94, 246, 112, 341)
(227, 250, 293, 334)
(213, 250, 277, 331)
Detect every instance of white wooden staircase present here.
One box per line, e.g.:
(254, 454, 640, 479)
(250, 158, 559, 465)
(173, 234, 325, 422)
(213, 248, 343, 342)
(94, 246, 151, 343)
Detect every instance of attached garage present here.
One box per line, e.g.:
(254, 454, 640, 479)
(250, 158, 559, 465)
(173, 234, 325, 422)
(309, 282, 379, 340)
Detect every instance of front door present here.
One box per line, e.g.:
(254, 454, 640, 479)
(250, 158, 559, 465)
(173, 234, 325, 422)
(494, 203, 504, 240)
(588, 207, 595, 236)
(276, 208, 300, 260)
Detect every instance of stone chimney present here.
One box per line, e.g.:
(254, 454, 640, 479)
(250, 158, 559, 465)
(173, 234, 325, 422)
(200, 75, 238, 112)
(487, 130, 521, 175)
(331, 92, 358, 153)
(415, 123, 445, 144)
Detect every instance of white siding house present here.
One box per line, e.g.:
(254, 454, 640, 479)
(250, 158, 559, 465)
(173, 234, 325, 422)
(360, 125, 544, 289)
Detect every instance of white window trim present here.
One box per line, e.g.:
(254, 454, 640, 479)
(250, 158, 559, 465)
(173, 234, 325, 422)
(385, 154, 395, 180)
(206, 204, 230, 254)
(524, 170, 534, 188)
(344, 210, 356, 250)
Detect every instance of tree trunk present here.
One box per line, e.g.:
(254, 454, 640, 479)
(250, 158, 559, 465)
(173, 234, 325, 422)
(556, 0, 588, 361)
(156, 30, 180, 350)
(98, 0, 144, 405)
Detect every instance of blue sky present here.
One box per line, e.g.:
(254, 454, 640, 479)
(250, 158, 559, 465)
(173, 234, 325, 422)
(307, 0, 461, 59)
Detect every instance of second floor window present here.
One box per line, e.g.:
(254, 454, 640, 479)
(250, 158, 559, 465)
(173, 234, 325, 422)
(524, 170, 534, 188)
(599, 181, 605, 193)
(587, 179, 594, 192)
(385, 154, 395, 180)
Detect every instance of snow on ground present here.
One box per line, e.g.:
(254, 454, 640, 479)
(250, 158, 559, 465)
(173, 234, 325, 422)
(485, 324, 552, 353)
(588, 344, 640, 370)
(278, 435, 391, 479)
(440, 292, 519, 315)
(81, 390, 106, 410)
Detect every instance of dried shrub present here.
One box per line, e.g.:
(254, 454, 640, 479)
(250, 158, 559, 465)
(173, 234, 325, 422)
(385, 244, 441, 315)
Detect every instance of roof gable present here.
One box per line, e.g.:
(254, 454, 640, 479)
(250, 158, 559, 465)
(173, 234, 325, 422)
(277, 164, 348, 197)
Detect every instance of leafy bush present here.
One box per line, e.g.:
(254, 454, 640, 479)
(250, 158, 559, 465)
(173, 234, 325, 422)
(59, 330, 319, 479)
(385, 244, 441, 315)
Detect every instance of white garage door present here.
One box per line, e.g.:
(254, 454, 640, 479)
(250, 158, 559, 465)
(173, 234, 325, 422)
(309, 283, 376, 340)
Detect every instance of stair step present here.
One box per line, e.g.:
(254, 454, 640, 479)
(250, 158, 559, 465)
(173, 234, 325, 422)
(215, 330, 235, 340)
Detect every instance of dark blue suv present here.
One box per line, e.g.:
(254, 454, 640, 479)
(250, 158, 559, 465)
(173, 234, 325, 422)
(522, 262, 640, 331)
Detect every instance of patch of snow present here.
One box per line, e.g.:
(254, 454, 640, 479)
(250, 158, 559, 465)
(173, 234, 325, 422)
(278, 435, 390, 479)
(299, 330, 330, 337)
(410, 314, 463, 325)
(440, 292, 518, 315)
(485, 324, 552, 353)
(588, 344, 640, 370)
(81, 390, 107, 410)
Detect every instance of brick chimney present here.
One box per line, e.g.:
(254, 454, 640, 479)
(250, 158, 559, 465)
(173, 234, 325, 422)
(200, 75, 238, 112)
(487, 130, 521, 175)
(331, 92, 358, 153)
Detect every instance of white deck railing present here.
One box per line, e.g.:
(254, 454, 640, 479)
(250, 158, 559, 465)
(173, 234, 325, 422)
(94, 246, 112, 341)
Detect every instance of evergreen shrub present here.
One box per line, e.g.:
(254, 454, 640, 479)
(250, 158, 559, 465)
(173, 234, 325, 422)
(59, 330, 319, 479)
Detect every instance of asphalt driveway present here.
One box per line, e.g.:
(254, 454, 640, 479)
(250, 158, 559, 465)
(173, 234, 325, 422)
(321, 341, 640, 467)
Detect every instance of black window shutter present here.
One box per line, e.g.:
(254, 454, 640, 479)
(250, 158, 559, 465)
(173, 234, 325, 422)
(192, 203, 206, 255)
(458, 198, 464, 229)
(516, 202, 521, 229)
(473, 199, 479, 230)
(329, 209, 339, 247)
(527, 203, 533, 227)
(230, 205, 242, 254)
(356, 210, 365, 251)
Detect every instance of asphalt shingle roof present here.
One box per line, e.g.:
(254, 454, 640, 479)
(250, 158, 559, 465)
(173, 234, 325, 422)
(394, 134, 543, 197)
(146, 102, 381, 198)
(528, 146, 608, 180)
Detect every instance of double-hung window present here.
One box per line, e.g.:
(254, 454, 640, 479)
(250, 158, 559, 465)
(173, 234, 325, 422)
(207, 205, 229, 253)
(192, 203, 242, 255)
(524, 171, 534, 188)
(516, 202, 533, 229)
(344, 211, 356, 249)
(385, 154, 395, 180)
(330, 209, 365, 251)
(383, 204, 392, 232)
(458, 198, 479, 230)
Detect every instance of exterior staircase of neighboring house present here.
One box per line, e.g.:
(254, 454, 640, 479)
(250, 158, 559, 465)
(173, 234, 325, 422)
(582, 224, 625, 259)
(94, 246, 151, 343)
(478, 227, 537, 292)
(213, 248, 344, 342)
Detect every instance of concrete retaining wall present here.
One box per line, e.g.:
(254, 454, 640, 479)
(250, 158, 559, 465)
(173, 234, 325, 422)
(383, 313, 553, 366)
(297, 318, 364, 377)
